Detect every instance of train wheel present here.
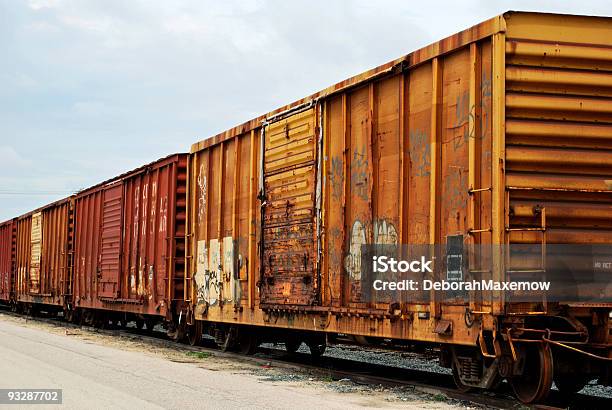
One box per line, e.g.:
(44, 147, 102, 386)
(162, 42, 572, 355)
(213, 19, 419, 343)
(187, 321, 203, 346)
(135, 318, 144, 330)
(144, 319, 156, 333)
(65, 308, 74, 323)
(285, 339, 302, 355)
(238, 333, 259, 355)
(554, 373, 590, 396)
(306, 340, 326, 359)
(510, 343, 553, 404)
(285, 335, 302, 354)
(451, 361, 474, 393)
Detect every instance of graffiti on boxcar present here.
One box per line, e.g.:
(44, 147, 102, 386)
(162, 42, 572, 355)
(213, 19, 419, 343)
(451, 71, 492, 152)
(329, 156, 344, 201)
(147, 265, 154, 300)
(137, 257, 144, 297)
(150, 182, 157, 235)
(159, 196, 167, 233)
(343, 218, 399, 282)
(141, 184, 148, 236)
(328, 227, 342, 269)
(373, 219, 398, 245)
(344, 220, 366, 280)
(351, 147, 369, 201)
(222, 236, 237, 303)
(195, 237, 241, 306)
(197, 165, 207, 225)
(194, 240, 208, 306)
(409, 129, 430, 177)
(133, 186, 140, 240)
(444, 168, 468, 211)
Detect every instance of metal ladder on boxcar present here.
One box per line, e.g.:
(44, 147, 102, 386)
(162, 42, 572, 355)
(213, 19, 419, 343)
(504, 190, 547, 313)
(171, 158, 189, 308)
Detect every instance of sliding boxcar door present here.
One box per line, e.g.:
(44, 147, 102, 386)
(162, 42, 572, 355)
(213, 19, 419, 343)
(261, 108, 318, 306)
(98, 184, 123, 299)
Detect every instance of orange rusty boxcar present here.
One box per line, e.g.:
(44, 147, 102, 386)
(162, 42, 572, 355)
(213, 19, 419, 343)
(14, 198, 73, 314)
(0, 220, 16, 305)
(71, 154, 188, 328)
(185, 11, 612, 403)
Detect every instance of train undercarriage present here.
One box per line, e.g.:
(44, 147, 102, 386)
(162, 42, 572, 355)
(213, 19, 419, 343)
(5, 299, 610, 405)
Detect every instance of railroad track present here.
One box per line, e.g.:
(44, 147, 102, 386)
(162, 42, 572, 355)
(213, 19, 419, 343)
(1, 308, 611, 410)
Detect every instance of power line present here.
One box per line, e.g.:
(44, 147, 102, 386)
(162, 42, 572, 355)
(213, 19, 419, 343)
(0, 190, 79, 196)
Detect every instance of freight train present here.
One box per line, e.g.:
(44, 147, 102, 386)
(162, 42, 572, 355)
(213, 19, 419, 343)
(1, 11, 611, 404)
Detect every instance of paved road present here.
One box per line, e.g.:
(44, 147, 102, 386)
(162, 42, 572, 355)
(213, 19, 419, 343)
(0, 319, 432, 410)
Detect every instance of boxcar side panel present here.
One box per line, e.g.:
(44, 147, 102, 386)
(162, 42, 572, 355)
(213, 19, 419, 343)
(0, 221, 15, 303)
(190, 37, 496, 345)
(40, 202, 70, 304)
(73, 155, 186, 318)
(15, 216, 31, 302)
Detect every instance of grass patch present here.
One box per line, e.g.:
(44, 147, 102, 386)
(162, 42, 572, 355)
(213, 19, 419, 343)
(186, 351, 212, 359)
(432, 393, 447, 402)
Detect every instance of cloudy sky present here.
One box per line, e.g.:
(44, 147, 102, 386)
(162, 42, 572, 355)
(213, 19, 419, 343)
(1, 0, 611, 220)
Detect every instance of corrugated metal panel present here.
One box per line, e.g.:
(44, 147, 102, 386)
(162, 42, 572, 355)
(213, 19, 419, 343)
(262, 108, 317, 305)
(99, 184, 122, 298)
(15, 217, 31, 300)
(29, 212, 42, 294)
(73, 154, 187, 317)
(13, 200, 71, 306)
(504, 38, 612, 249)
(40, 201, 70, 300)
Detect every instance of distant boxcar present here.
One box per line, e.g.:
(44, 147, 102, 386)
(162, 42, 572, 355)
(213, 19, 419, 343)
(14, 199, 72, 314)
(0, 220, 15, 305)
(71, 154, 188, 327)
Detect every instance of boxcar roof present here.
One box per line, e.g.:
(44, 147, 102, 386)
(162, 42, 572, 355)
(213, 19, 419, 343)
(74, 153, 187, 197)
(190, 10, 611, 153)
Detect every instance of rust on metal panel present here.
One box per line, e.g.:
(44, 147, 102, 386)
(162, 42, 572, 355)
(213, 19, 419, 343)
(184, 12, 612, 350)
(261, 108, 318, 306)
(99, 184, 122, 298)
(39, 201, 71, 302)
(72, 154, 187, 317)
(12, 198, 72, 307)
(29, 212, 42, 294)
(504, 14, 612, 319)
(0, 221, 15, 302)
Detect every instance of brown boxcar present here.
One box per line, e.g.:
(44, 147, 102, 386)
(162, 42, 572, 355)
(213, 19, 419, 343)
(0, 220, 16, 304)
(14, 198, 72, 312)
(186, 11, 612, 403)
(72, 154, 188, 325)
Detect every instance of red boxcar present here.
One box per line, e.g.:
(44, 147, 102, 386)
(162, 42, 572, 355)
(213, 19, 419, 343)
(0, 220, 16, 305)
(72, 154, 188, 325)
(14, 199, 72, 313)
